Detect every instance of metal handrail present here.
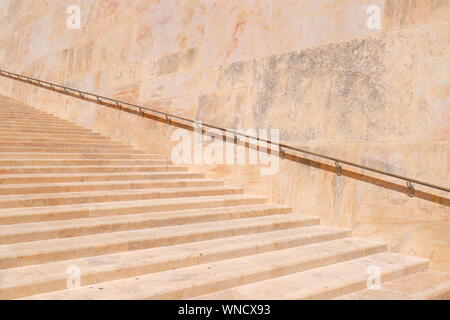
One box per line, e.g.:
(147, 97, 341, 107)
(0, 69, 449, 196)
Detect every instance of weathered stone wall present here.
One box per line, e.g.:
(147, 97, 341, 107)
(0, 0, 449, 271)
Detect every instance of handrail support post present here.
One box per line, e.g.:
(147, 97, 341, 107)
(335, 161, 342, 176)
(407, 181, 414, 197)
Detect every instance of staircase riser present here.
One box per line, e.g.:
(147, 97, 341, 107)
(0, 139, 122, 145)
(0, 148, 144, 154)
(0, 121, 87, 126)
(0, 116, 62, 121)
(0, 123, 95, 130)
(0, 133, 110, 140)
(0, 154, 160, 159)
(0, 126, 100, 137)
(0, 130, 101, 136)
(0, 173, 203, 184)
(0, 143, 135, 149)
(0, 166, 186, 174)
(0, 160, 170, 165)
(0, 180, 223, 195)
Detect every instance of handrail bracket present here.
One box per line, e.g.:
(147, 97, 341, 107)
(407, 181, 415, 197)
(335, 161, 342, 176)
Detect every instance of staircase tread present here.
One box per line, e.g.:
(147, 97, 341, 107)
(0, 178, 223, 189)
(0, 165, 180, 170)
(0, 147, 140, 151)
(1, 158, 170, 161)
(0, 186, 243, 201)
(0, 171, 198, 178)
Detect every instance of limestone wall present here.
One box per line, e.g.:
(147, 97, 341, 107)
(0, 0, 449, 271)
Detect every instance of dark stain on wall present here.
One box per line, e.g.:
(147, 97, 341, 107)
(249, 38, 387, 141)
(156, 47, 199, 76)
(251, 54, 285, 128)
(217, 61, 248, 89)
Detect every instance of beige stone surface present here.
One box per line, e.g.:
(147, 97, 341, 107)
(1, 1, 448, 270)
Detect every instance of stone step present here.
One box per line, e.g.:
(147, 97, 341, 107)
(195, 252, 428, 300)
(0, 114, 63, 120)
(0, 171, 204, 184)
(0, 132, 111, 140)
(0, 203, 291, 243)
(0, 127, 99, 134)
(0, 109, 59, 115)
(0, 194, 266, 224)
(0, 225, 346, 299)
(0, 105, 51, 111)
(21, 238, 387, 300)
(334, 270, 450, 300)
(0, 213, 315, 269)
(0, 123, 95, 132)
(0, 137, 123, 145)
(0, 129, 102, 136)
(0, 112, 77, 118)
(0, 158, 172, 166)
(0, 119, 91, 128)
(0, 142, 142, 149)
(0, 186, 244, 209)
(0, 152, 160, 159)
(0, 178, 223, 195)
(0, 119, 84, 126)
(0, 146, 145, 154)
(0, 165, 186, 174)
(0, 114, 62, 119)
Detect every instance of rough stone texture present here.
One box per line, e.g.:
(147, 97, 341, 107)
(0, 1, 449, 271)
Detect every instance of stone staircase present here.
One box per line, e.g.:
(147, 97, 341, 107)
(0, 94, 449, 300)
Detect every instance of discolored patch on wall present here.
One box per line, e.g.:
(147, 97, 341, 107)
(250, 54, 286, 129)
(197, 88, 248, 129)
(217, 60, 253, 90)
(156, 47, 200, 76)
(248, 38, 388, 142)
